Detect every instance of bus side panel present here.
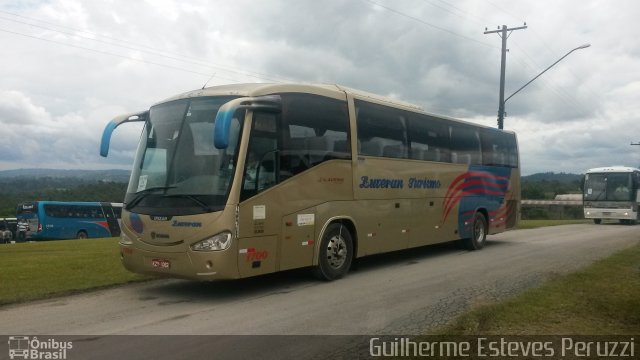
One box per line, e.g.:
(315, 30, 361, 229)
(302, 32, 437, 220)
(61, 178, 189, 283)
(237, 236, 277, 277)
(280, 210, 316, 271)
(407, 197, 458, 248)
(237, 161, 353, 275)
(354, 157, 463, 254)
(344, 199, 410, 256)
(451, 165, 514, 239)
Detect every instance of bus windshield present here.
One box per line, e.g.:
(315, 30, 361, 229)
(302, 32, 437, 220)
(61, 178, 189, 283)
(584, 173, 633, 201)
(126, 97, 243, 215)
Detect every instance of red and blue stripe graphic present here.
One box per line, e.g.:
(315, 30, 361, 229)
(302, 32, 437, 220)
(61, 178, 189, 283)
(442, 166, 513, 238)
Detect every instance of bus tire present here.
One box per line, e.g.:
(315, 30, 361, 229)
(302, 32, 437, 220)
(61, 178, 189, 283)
(463, 212, 487, 250)
(593, 219, 601, 224)
(76, 231, 88, 239)
(313, 223, 353, 281)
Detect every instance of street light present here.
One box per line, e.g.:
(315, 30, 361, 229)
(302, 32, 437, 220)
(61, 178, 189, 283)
(498, 43, 591, 129)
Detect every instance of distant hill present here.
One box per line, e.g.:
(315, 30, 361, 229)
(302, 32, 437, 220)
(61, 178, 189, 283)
(522, 172, 582, 184)
(0, 169, 130, 217)
(0, 168, 130, 183)
(521, 172, 583, 200)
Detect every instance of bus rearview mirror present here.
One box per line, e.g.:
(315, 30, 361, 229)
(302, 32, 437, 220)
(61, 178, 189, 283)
(100, 111, 148, 157)
(214, 95, 282, 149)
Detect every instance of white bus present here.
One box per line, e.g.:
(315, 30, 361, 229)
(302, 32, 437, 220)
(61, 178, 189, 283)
(583, 166, 640, 224)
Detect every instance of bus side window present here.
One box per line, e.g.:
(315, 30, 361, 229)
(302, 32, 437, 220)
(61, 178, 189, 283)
(355, 100, 408, 159)
(408, 114, 450, 162)
(280, 93, 350, 178)
(450, 124, 481, 165)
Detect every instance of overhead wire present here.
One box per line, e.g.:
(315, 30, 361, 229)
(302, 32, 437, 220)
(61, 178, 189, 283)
(431, 0, 594, 119)
(361, 0, 498, 49)
(0, 27, 246, 84)
(0, 10, 296, 84)
(508, 43, 592, 118)
(424, 0, 486, 27)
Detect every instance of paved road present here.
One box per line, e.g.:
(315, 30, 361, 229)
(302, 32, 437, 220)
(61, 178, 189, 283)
(1, 224, 638, 337)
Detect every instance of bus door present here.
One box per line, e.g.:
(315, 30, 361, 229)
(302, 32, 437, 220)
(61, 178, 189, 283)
(101, 202, 121, 236)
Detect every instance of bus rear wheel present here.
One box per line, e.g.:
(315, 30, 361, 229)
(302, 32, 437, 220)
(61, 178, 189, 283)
(593, 219, 602, 224)
(463, 212, 487, 250)
(313, 223, 353, 281)
(76, 231, 88, 239)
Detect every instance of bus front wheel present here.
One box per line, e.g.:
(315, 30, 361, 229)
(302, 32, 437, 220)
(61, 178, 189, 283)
(76, 231, 88, 239)
(463, 212, 487, 250)
(593, 219, 602, 224)
(313, 223, 353, 281)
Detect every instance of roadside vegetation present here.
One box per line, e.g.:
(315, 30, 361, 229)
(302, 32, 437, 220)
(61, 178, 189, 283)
(435, 242, 640, 334)
(0, 237, 150, 305)
(516, 219, 590, 229)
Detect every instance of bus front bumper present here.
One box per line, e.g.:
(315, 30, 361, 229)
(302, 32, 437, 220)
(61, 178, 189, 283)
(584, 208, 637, 220)
(119, 244, 239, 280)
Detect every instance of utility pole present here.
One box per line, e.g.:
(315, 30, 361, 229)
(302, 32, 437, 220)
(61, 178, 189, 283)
(484, 24, 527, 130)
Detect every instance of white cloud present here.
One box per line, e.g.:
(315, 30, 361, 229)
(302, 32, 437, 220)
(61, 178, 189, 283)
(0, 0, 639, 175)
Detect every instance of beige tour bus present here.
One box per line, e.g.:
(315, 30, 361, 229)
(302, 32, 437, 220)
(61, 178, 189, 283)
(101, 83, 520, 280)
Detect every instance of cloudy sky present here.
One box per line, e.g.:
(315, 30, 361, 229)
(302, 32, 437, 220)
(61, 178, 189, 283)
(0, 0, 638, 175)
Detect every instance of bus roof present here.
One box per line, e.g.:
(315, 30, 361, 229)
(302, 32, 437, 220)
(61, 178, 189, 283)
(157, 83, 515, 135)
(586, 166, 640, 173)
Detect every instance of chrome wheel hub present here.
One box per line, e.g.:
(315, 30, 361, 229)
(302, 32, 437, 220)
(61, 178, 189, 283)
(326, 234, 347, 269)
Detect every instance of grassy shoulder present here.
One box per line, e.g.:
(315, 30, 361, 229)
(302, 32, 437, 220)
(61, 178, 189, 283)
(516, 219, 590, 229)
(0, 238, 151, 305)
(435, 243, 640, 335)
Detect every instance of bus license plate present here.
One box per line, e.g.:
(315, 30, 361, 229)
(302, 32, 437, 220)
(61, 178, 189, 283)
(151, 259, 171, 269)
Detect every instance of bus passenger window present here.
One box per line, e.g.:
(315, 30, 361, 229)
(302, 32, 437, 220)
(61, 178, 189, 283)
(355, 100, 408, 159)
(280, 93, 350, 178)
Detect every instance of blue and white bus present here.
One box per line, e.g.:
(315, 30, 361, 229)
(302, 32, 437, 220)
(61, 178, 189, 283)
(16, 201, 122, 240)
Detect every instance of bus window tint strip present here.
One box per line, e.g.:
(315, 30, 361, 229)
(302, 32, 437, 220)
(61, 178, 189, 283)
(355, 99, 518, 167)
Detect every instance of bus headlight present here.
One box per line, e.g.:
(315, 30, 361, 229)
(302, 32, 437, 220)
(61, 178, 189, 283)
(191, 231, 232, 251)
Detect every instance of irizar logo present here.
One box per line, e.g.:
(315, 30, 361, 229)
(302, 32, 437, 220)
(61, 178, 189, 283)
(150, 215, 172, 221)
(8, 336, 73, 359)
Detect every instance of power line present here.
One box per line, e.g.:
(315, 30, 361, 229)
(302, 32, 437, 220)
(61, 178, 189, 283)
(0, 27, 246, 83)
(0, 10, 296, 84)
(482, 0, 598, 104)
(508, 43, 591, 117)
(361, 0, 497, 49)
(525, 27, 602, 102)
(424, 0, 485, 27)
(483, 0, 525, 24)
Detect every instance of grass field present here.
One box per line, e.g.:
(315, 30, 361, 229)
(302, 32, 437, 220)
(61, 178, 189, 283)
(0, 238, 150, 305)
(516, 219, 590, 229)
(435, 243, 640, 334)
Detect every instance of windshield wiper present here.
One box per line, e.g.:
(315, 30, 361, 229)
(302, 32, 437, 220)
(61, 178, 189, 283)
(125, 186, 177, 210)
(163, 194, 214, 212)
